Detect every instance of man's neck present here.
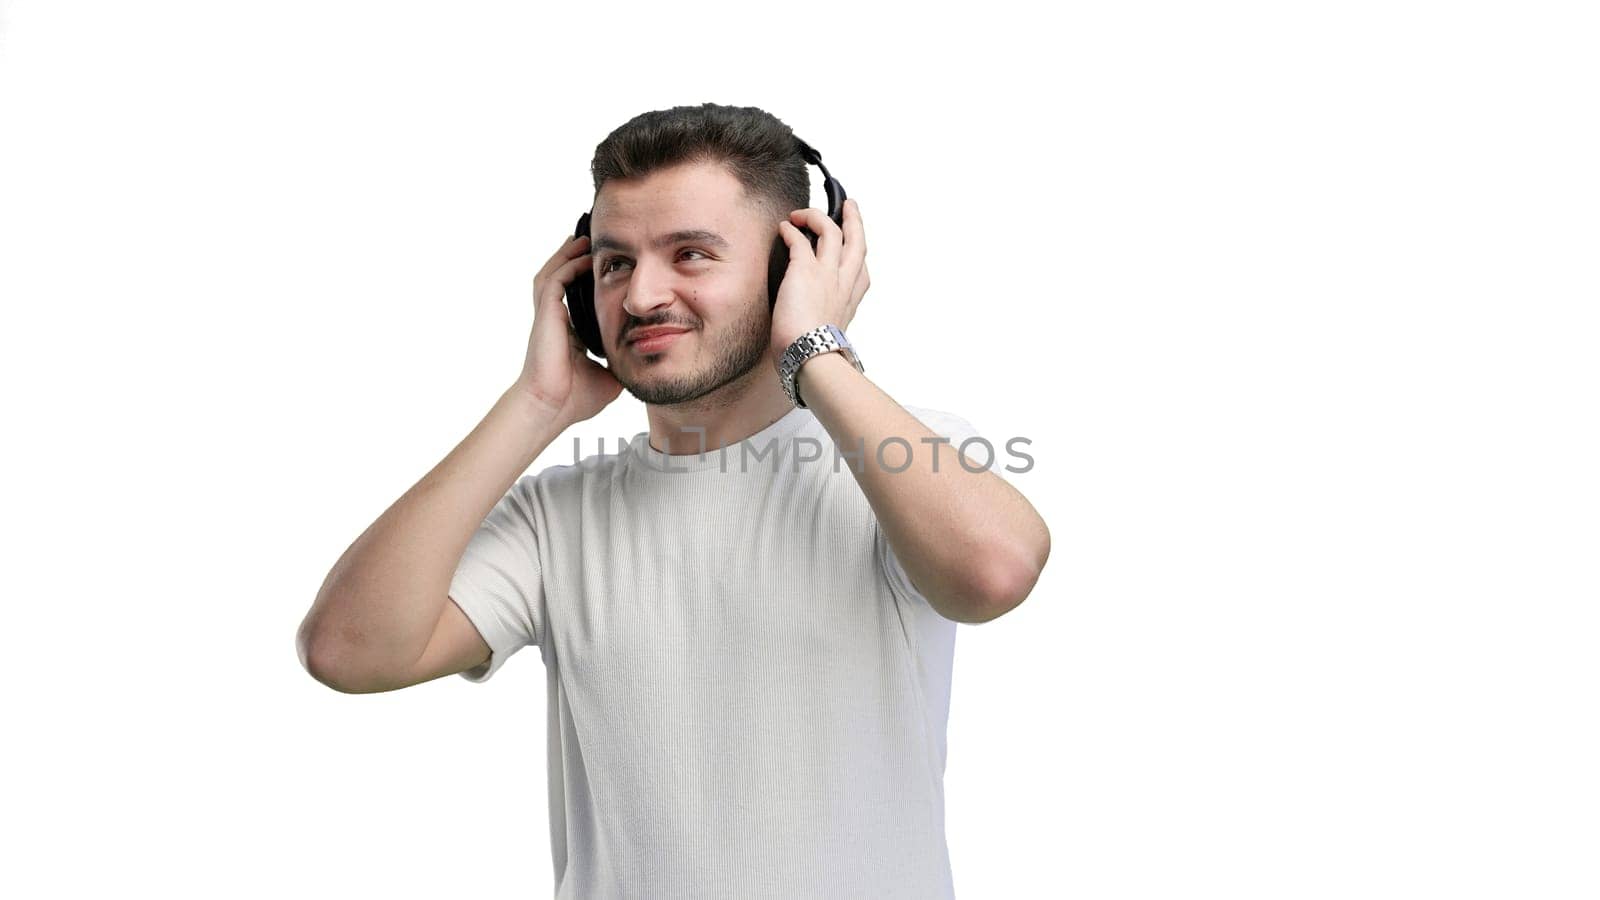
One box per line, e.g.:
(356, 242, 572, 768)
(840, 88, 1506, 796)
(643, 365, 796, 456)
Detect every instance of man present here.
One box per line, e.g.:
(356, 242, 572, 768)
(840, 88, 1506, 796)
(297, 103, 1050, 899)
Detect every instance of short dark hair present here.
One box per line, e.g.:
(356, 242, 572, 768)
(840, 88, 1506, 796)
(589, 102, 810, 229)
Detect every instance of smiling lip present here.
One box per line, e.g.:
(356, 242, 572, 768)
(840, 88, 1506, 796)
(628, 328, 689, 352)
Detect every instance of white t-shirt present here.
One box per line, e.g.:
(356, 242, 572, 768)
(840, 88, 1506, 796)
(447, 403, 983, 899)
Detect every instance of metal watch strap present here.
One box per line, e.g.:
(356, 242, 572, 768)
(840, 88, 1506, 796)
(776, 324, 864, 409)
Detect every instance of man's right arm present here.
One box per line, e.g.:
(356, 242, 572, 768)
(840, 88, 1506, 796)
(295, 386, 567, 694)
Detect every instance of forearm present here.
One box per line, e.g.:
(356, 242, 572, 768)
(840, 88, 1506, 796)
(297, 385, 566, 677)
(796, 355, 1050, 623)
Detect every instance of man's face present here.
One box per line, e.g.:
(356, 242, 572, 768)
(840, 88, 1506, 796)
(588, 160, 775, 407)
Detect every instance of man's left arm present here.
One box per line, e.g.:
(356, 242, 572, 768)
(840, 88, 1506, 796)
(770, 200, 1049, 624)
(797, 354, 1050, 624)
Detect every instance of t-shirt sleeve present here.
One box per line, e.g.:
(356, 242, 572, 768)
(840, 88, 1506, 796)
(447, 475, 547, 683)
(875, 408, 983, 609)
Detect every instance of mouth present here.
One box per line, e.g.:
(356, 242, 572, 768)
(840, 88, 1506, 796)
(628, 328, 690, 353)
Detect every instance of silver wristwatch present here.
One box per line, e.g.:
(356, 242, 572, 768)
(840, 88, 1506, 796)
(776, 323, 864, 408)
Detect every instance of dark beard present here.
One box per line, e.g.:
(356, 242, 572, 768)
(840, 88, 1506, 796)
(618, 294, 771, 407)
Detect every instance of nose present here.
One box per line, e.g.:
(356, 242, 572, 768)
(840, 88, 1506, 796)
(620, 256, 679, 320)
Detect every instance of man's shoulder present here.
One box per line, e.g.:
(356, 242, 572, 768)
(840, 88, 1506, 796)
(511, 439, 633, 497)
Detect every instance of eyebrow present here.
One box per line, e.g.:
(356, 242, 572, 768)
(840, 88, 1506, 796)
(590, 229, 731, 257)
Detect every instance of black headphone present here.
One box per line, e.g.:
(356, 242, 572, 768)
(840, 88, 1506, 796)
(564, 137, 848, 360)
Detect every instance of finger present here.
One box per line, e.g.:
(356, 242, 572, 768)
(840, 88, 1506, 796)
(538, 252, 591, 308)
(775, 220, 813, 263)
(538, 234, 590, 281)
(812, 205, 845, 270)
(841, 198, 866, 262)
(835, 199, 867, 301)
(540, 235, 577, 274)
(789, 207, 842, 270)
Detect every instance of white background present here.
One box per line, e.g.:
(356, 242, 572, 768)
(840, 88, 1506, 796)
(2, 1, 1595, 897)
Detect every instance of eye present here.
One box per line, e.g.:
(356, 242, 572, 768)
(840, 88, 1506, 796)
(599, 249, 710, 276)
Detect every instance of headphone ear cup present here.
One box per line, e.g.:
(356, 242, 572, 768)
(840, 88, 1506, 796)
(566, 212, 606, 359)
(766, 234, 789, 310)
